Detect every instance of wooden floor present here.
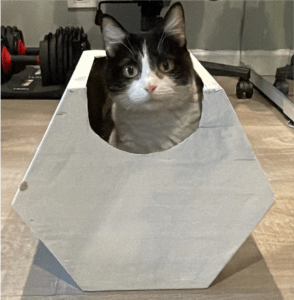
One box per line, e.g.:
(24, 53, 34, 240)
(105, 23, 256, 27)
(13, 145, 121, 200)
(1, 77, 294, 299)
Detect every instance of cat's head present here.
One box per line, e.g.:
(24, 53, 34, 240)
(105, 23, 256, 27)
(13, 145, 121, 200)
(101, 2, 198, 111)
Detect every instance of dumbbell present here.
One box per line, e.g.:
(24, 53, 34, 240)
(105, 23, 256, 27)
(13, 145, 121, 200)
(1, 26, 91, 86)
(15, 37, 39, 56)
(1, 26, 39, 55)
(1, 45, 40, 70)
(1, 33, 65, 86)
(39, 27, 74, 85)
(0, 26, 39, 55)
(2, 25, 89, 58)
(0, 26, 23, 54)
(42, 27, 90, 85)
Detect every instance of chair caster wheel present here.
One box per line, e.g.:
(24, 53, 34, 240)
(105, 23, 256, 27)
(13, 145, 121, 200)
(236, 79, 254, 99)
(273, 79, 289, 96)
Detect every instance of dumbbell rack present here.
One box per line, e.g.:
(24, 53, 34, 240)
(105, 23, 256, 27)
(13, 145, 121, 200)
(1, 65, 66, 99)
(1, 26, 90, 99)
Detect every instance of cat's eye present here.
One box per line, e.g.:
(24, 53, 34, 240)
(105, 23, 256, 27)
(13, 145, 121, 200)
(123, 65, 138, 78)
(159, 60, 174, 73)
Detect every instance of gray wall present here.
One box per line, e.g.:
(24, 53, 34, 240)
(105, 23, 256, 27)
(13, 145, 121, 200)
(242, 0, 293, 50)
(1, 0, 293, 51)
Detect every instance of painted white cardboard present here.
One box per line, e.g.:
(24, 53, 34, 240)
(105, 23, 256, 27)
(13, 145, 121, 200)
(12, 50, 274, 291)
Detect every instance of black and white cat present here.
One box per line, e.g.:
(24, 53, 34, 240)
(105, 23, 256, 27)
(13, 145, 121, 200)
(100, 2, 203, 154)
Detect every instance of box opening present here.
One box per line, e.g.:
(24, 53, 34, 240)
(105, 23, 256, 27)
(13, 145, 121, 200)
(86, 56, 203, 154)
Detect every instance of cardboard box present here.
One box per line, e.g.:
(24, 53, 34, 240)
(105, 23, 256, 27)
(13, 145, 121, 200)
(12, 50, 274, 291)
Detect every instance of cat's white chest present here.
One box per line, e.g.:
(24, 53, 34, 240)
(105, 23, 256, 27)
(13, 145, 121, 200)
(109, 93, 202, 154)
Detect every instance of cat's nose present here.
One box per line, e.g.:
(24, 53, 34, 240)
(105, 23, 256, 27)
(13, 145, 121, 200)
(147, 86, 157, 93)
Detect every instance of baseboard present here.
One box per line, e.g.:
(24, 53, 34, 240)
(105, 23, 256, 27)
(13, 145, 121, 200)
(190, 50, 241, 67)
(190, 49, 292, 76)
(241, 49, 292, 76)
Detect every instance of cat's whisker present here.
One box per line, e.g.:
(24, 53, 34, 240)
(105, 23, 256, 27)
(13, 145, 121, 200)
(108, 40, 135, 56)
(120, 41, 135, 56)
(157, 30, 167, 52)
(126, 37, 136, 57)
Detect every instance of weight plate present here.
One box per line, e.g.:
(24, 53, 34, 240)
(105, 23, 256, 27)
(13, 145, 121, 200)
(55, 28, 60, 38)
(68, 30, 74, 74)
(39, 35, 51, 86)
(81, 33, 87, 43)
(56, 27, 64, 39)
(81, 42, 86, 52)
(63, 31, 69, 77)
(74, 28, 79, 45)
(19, 29, 24, 44)
(6, 26, 12, 33)
(1, 45, 12, 76)
(5, 26, 13, 52)
(75, 27, 81, 42)
(84, 33, 91, 50)
(70, 26, 75, 35)
(12, 31, 21, 54)
(41, 33, 49, 53)
(72, 28, 81, 58)
(50, 34, 58, 85)
(79, 32, 84, 44)
(0, 45, 11, 85)
(57, 31, 64, 83)
(1, 36, 9, 49)
(75, 32, 83, 66)
(0, 45, 4, 85)
(1, 26, 6, 39)
(80, 32, 90, 50)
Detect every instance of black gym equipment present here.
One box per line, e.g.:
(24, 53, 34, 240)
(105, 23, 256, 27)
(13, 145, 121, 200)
(39, 34, 51, 86)
(1, 26, 91, 99)
(1, 66, 65, 99)
(1, 25, 39, 56)
(57, 29, 65, 84)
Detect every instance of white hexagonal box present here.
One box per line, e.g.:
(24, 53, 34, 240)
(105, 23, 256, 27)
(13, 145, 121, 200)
(12, 50, 274, 291)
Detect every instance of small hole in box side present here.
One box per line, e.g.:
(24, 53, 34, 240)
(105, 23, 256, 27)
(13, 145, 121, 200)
(20, 181, 28, 191)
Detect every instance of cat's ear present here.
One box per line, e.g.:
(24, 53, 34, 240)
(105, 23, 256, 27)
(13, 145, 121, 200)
(162, 2, 186, 47)
(101, 15, 129, 57)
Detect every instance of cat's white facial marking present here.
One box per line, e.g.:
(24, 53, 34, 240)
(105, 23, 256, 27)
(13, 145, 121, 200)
(113, 41, 158, 110)
(140, 42, 159, 93)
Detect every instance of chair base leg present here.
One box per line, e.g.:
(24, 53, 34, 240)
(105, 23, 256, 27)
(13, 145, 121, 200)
(198, 60, 254, 99)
